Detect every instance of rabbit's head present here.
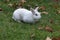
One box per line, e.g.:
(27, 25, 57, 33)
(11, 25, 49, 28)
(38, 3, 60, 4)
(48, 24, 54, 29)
(30, 7, 41, 21)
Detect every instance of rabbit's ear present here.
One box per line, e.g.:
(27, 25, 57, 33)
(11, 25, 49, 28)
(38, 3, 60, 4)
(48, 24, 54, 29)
(30, 8, 34, 12)
(35, 7, 39, 11)
(30, 8, 35, 14)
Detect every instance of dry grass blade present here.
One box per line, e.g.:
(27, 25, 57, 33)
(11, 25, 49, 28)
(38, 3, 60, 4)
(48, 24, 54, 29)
(41, 11, 48, 14)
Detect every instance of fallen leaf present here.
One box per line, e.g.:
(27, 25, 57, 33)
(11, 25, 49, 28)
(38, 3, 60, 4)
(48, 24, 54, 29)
(17, 0, 26, 8)
(41, 11, 48, 14)
(13, 3, 18, 8)
(8, 3, 18, 8)
(52, 37, 60, 40)
(57, 37, 60, 40)
(4, 0, 10, 3)
(57, 10, 60, 14)
(8, 3, 13, 7)
(53, 5, 59, 9)
(39, 6, 46, 10)
(49, 19, 53, 23)
(17, 3, 23, 8)
(45, 25, 53, 32)
(20, 0, 26, 4)
(52, 37, 57, 40)
(46, 36, 52, 40)
(0, 8, 3, 11)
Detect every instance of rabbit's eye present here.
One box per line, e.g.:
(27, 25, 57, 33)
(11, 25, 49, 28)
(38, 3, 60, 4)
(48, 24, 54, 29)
(35, 14, 38, 16)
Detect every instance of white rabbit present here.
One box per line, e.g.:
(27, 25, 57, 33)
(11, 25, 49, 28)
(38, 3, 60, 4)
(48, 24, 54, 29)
(12, 7, 41, 23)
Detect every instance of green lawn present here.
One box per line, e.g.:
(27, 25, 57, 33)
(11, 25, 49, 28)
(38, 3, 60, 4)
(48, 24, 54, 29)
(0, 0, 60, 40)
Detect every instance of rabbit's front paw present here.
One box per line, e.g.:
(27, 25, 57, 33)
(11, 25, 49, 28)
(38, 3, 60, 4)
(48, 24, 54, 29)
(17, 20, 21, 23)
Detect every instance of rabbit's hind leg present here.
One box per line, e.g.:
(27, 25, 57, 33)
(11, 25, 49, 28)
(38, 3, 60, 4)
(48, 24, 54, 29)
(12, 16, 21, 23)
(12, 16, 16, 21)
(16, 19, 21, 23)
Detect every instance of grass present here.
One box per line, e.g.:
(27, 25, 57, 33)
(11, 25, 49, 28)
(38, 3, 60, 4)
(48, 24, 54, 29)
(0, 0, 60, 40)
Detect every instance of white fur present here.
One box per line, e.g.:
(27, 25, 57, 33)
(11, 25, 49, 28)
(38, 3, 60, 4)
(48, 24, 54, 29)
(12, 7, 41, 23)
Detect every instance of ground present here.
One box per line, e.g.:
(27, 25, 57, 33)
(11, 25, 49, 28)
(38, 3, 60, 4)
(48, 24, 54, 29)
(0, 0, 60, 40)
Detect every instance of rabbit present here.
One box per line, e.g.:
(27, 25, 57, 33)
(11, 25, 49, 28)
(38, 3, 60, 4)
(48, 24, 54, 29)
(12, 7, 41, 23)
